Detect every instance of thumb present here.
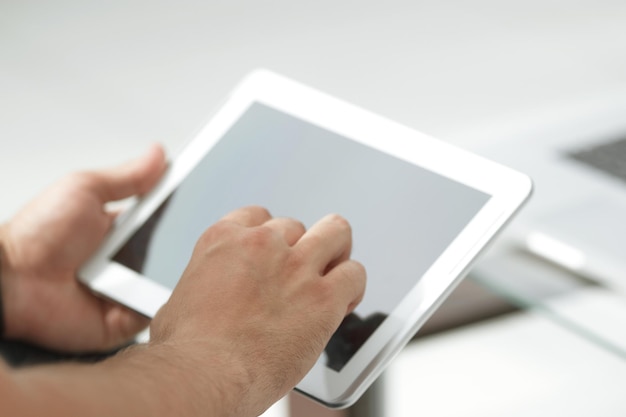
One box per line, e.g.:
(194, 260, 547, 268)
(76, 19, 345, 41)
(103, 303, 151, 350)
(85, 143, 167, 203)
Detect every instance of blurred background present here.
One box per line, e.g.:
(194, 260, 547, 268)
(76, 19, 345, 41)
(2, 1, 626, 416)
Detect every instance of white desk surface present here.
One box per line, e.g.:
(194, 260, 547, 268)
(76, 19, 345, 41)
(2, 2, 626, 416)
(385, 309, 626, 417)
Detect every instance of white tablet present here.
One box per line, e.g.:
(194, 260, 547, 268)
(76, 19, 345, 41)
(79, 69, 532, 408)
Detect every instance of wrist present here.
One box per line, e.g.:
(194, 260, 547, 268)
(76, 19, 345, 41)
(109, 342, 251, 417)
(0, 225, 5, 338)
(0, 223, 10, 339)
(8, 342, 252, 417)
(0, 223, 25, 341)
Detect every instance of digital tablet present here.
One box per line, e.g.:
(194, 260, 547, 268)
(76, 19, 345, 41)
(79, 70, 532, 408)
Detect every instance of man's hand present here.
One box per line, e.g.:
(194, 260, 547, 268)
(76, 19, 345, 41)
(149, 206, 366, 416)
(0, 144, 167, 352)
(0, 204, 364, 417)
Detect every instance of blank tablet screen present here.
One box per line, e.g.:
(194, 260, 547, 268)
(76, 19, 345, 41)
(113, 102, 490, 371)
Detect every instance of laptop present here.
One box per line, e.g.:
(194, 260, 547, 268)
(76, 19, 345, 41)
(474, 93, 626, 293)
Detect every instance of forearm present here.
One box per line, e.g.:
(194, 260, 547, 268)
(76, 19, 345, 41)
(0, 223, 9, 338)
(1, 343, 242, 417)
(0, 222, 31, 342)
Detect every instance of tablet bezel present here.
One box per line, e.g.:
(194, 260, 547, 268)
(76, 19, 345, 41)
(79, 69, 532, 408)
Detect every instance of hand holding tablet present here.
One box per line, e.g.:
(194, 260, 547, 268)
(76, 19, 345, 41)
(78, 70, 532, 407)
(0, 145, 165, 352)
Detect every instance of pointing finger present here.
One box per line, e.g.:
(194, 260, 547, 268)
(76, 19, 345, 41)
(296, 214, 353, 274)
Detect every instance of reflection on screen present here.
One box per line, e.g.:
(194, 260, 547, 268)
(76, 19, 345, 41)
(113, 103, 490, 371)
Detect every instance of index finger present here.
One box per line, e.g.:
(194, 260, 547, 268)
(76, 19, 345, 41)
(295, 214, 353, 274)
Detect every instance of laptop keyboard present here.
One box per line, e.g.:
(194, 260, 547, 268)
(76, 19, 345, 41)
(568, 137, 626, 183)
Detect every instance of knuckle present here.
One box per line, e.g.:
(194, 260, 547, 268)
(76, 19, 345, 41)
(327, 214, 351, 232)
(304, 231, 323, 248)
(335, 263, 354, 282)
(222, 205, 272, 224)
(334, 260, 367, 289)
(351, 260, 367, 279)
(244, 205, 271, 219)
(198, 220, 232, 246)
(290, 218, 306, 233)
(347, 261, 367, 292)
(241, 225, 275, 248)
